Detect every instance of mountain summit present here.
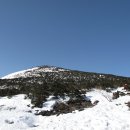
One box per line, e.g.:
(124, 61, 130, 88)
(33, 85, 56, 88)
(1, 65, 69, 79)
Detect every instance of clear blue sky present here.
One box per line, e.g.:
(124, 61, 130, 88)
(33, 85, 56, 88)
(0, 0, 130, 77)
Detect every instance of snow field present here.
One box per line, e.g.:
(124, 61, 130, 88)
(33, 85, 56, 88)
(0, 88, 130, 130)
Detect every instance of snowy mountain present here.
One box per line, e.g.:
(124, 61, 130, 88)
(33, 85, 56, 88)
(1, 66, 69, 79)
(0, 65, 130, 130)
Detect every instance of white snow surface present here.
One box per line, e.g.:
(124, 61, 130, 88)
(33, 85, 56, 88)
(1, 66, 68, 79)
(0, 88, 130, 130)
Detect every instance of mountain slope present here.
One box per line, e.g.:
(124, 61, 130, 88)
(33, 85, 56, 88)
(0, 66, 130, 129)
(1, 66, 130, 90)
(0, 65, 130, 108)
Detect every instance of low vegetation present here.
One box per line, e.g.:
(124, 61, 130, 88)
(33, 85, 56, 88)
(0, 68, 130, 114)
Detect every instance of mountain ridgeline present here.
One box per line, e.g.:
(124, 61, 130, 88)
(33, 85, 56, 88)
(0, 66, 130, 109)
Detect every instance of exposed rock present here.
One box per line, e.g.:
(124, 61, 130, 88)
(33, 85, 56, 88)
(93, 100, 99, 105)
(5, 119, 14, 124)
(112, 91, 119, 99)
(125, 102, 130, 109)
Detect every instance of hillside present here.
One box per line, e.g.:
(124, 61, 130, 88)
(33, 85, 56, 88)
(0, 66, 130, 130)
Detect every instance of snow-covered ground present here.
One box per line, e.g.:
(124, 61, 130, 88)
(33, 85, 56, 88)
(0, 88, 130, 130)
